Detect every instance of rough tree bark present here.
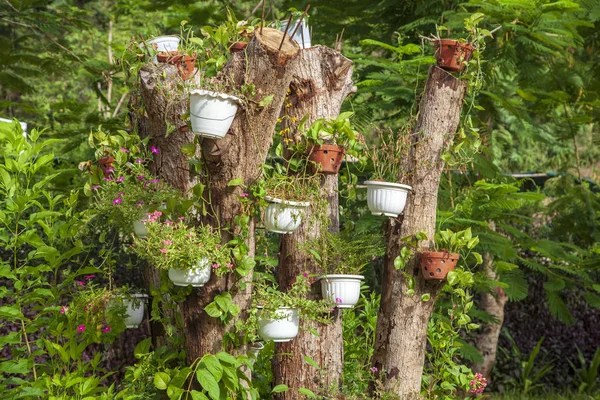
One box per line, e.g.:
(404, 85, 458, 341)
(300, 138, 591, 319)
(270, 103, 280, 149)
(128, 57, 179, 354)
(473, 222, 507, 382)
(136, 28, 301, 362)
(272, 46, 355, 399)
(372, 66, 467, 398)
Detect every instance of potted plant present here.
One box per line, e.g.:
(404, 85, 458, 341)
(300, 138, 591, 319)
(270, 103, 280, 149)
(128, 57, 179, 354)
(432, 13, 493, 73)
(306, 232, 383, 308)
(131, 214, 232, 287)
(86, 132, 180, 236)
(258, 173, 319, 234)
(157, 52, 197, 80)
(248, 274, 333, 342)
(115, 292, 148, 329)
(224, 7, 257, 53)
(189, 88, 241, 138)
(363, 128, 412, 217)
(140, 35, 180, 62)
(301, 112, 361, 175)
(420, 228, 479, 280)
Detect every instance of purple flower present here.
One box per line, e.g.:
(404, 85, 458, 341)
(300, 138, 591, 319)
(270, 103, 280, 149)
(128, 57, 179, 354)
(105, 167, 115, 173)
(335, 297, 342, 304)
(91, 185, 101, 190)
(116, 176, 124, 183)
(102, 326, 111, 333)
(75, 281, 85, 286)
(240, 192, 249, 197)
(151, 146, 160, 154)
(148, 179, 160, 183)
(137, 175, 145, 181)
(103, 177, 113, 182)
(60, 306, 69, 314)
(135, 158, 143, 163)
(84, 274, 95, 281)
(303, 272, 308, 278)
(370, 367, 378, 373)
(135, 201, 145, 207)
(113, 197, 122, 205)
(77, 325, 86, 333)
(120, 147, 129, 153)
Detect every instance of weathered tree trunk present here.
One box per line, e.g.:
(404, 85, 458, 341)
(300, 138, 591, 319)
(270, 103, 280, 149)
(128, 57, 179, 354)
(473, 222, 507, 382)
(136, 28, 301, 362)
(272, 46, 354, 398)
(372, 66, 467, 398)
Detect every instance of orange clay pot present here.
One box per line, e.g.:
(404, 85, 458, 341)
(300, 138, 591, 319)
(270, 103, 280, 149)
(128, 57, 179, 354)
(433, 39, 474, 72)
(420, 251, 460, 280)
(308, 144, 345, 175)
(157, 52, 197, 80)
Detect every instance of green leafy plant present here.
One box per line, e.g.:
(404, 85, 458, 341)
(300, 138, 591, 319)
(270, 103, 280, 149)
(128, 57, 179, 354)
(434, 227, 481, 259)
(132, 214, 232, 275)
(305, 231, 383, 275)
(568, 346, 600, 395)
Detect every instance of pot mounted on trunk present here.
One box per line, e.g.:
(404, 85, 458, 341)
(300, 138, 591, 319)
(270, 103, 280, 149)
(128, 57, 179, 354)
(157, 52, 197, 80)
(308, 144, 345, 175)
(433, 39, 474, 72)
(420, 251, 460, 280)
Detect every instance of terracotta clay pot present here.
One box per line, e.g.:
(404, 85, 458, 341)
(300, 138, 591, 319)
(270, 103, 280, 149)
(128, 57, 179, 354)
(228, 42, 248, 53)
(308, 144, 345, 175)
(97, 156, 115, 178)
(420, 251, 460, 280)
(433, 39, 474, 72)
(157, 52, 197, 80)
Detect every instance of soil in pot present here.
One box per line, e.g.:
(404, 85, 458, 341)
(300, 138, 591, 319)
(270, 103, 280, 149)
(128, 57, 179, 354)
(308, 144, 345, 175)
(433, 39, 474, 72)
(157, 52, 196, 80)
(420, 251, 460, 280)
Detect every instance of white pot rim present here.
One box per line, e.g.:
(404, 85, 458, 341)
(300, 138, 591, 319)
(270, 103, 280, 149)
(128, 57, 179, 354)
(265, 196, 310, 208)
(148, 35, 179, 41)
(128, 293, 149, 299)
(250, 342, 265, 350)
(364, 181, 412, 191)
(319, 274, 364, 280)
(256, 306, 296, 310)
(189, 89, 241, 104)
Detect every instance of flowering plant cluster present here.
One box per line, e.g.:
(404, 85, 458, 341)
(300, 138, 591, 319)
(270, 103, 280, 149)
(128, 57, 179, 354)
(85, 129, 180, 234)
(131, 212, 232, 275)
(470, 372, 487, 395)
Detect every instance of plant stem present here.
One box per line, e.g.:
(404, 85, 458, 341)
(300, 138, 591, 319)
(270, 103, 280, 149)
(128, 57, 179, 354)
(20, 318, 38, 380)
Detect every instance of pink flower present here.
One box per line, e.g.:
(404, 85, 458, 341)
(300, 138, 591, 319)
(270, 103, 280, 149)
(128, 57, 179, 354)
(303, 273, 308, 278)
(116, 176, 124, 183)
(335, 297, 342, 303)
(113, 197, 122, 205)
(212, 263, 220, 269)
(75, 280, 85, 286)
(120, 147, 129, 153)
(137, 175, 145, 181)
(102, 326, 111, 333)
(240, 192, 248, 197)
(60, 306, 69, 314)
(215, 244, 221, 249)
(104, 177, 112, 182)
(91, 185, 101, 190)
(226, 263, 233, 269)
(163, 240, 172, 245)
(151, 146, 160, 154)
(160, 248, 167, 254)
(178, 216, 185, 221)
(135, 158, 143, 163)
(77, 325, 86, 333)
(148, 179, 160, 183)
(370, 367, 378, 373)
(164, 220, 173, 226)
(135, 201, 145, 207)
(84, 274, 95, 281)
(105, 167, 115, 173)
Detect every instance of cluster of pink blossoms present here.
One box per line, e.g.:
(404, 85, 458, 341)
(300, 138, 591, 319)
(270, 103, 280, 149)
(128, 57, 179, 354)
(470, 372, 487, 395)
(142, 210, 162, 224)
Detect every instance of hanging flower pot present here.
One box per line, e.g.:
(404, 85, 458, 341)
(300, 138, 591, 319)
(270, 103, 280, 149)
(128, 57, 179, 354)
(420, 251, 460, 280)
(319, 275, 363, 308)
(279, 19, 311, 48)
(264, 196, 310, 234)
(364, 181, 412, 217)
(189, 89, 241, 139)
(157, 52, 196, 80)
(122, 294, 148, 328)
(141, 36, 180, 62)
(308, 144, 345, 175)
(433, 39, 474, 73)
(168, 258, 211, 287)
(228, 41, 248, 53)
(97, 156, 115, 178)
(247, 341, 264, 362)
(257, 307, 299, 342)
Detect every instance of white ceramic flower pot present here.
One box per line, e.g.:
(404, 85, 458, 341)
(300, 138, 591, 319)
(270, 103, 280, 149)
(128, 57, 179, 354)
(168, 258, 211, 287)
(264, 196, 310, 234)
(320, 275, 363, 308)
(189, 89, 240, 138)
(123, 294, 148, 328)
(364, 181, 412, 217)
(248, 342, 264, 360)
(141, 36, 180, 62)
(257, 307, 299, 342)
(279, 20, 311, 48)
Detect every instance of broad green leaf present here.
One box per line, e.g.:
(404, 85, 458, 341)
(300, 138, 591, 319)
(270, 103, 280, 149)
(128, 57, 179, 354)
(196, 369, 220, 400)
(227, 178, 243, 187)
(271, 384, 289, 393)
(202, 355, 223, 382)
(303, 356, 319, 369)
(154, 372, 171, 390)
